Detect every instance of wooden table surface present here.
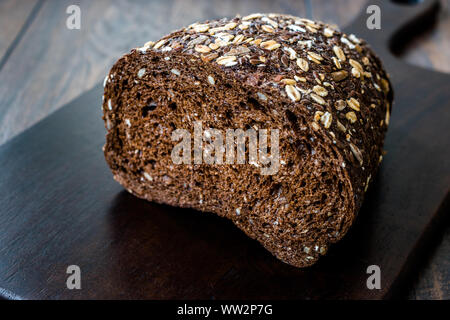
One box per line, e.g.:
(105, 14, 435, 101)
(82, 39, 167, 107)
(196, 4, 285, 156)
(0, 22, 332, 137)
(0, 0, 448, 299)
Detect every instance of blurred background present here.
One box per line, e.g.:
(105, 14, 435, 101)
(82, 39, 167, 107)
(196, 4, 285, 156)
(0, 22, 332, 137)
(0, 0, 448, 299)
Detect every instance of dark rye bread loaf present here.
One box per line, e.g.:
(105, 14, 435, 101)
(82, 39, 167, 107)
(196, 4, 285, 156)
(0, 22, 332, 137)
(102, 13, 393, 268)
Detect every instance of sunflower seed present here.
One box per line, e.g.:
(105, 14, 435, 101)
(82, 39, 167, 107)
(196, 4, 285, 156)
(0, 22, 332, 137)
(306, 25, 318, 33)
(311, 121, 320, 131)
(381, 78, 390, 93)
(346, 111, 357, 123)
(261, 25, 275, 33)
(250, 38, 262, 46)
(287, 24, 306, 32)
(385, 103, 390, 125)
(349, 59, 363, 73)
(193, 24, 210, 32)
(321, 112, 332, 129)
(224, 22, 237, 30)
(238, 23, 249, 30)
(214, 32, 234, 42)
(336, 119, 346, 132)
(332, 57, 342, 69)
(195, 44, 211, 53)
(261, 16, 278, 28)
(364, 174, 372, 192)
(144, 41, 155, 48)
(143, 172, 153, 182)
(335, 99, 346, 110)
(137, 46, 148, 53)
(349, 143, 363, 165)
(331, 70, 348, 82)
(285, 85, 301, 101)
(170, 41, 183, 50)
(188, 35, 208, 47)
(307, 51, 323, 61)
(347, 97, 360, 111)
(323, 27, 334, 37)
(362, 57, 370, 65)
(298, 39, 313, 49)
(340, 36, 355, 49)
(260, 40, 281, 50)
(242, 13, 262, 20)
(314, 111, 324, 122)
(232, 34, 245, 44)
(349, 34, 361, 44)
(226, 46, 250, 56)
(351, 67, 361, 78)
(208, 42, 219, 50)
(313, 85, 328, 97)
(153, 39, 167, 50)
(284, 47, 297, 60)
(310, 93, 326, 105)
(137, 68, 146, 78)
(323, 81, 333, 89)
(333, 46, 346, 61)
(281, 78, 296, 85)
(296, 58, 309, 72)
(216, 55, 237, 66)
(200, 52, 218, 62)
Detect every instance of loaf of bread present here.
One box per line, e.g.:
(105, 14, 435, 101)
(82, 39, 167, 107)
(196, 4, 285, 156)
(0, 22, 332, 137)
(102, 13, 392, 267)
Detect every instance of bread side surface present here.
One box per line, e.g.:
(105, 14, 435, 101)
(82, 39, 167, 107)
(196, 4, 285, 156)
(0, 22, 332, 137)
(102, 13, 393, 267)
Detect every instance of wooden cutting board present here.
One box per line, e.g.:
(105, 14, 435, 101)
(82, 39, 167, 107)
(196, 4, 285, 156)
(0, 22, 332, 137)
(0, 0, 448, 299)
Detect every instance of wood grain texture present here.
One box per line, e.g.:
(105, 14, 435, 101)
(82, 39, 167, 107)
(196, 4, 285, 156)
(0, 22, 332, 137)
(407, 224, 450, 299)
(402, 0, 450, 73)
(0, 0, 39, 61)
(0, 0, 308, 146)
(395, 0, 450, 300)
(0, 0, 448, 299)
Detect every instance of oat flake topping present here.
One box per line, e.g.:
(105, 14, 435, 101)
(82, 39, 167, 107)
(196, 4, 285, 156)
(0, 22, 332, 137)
(128, 13, 391, 171)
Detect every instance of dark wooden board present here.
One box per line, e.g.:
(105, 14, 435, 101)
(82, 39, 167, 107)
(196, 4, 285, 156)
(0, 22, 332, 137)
(0, 0, 448, 299)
